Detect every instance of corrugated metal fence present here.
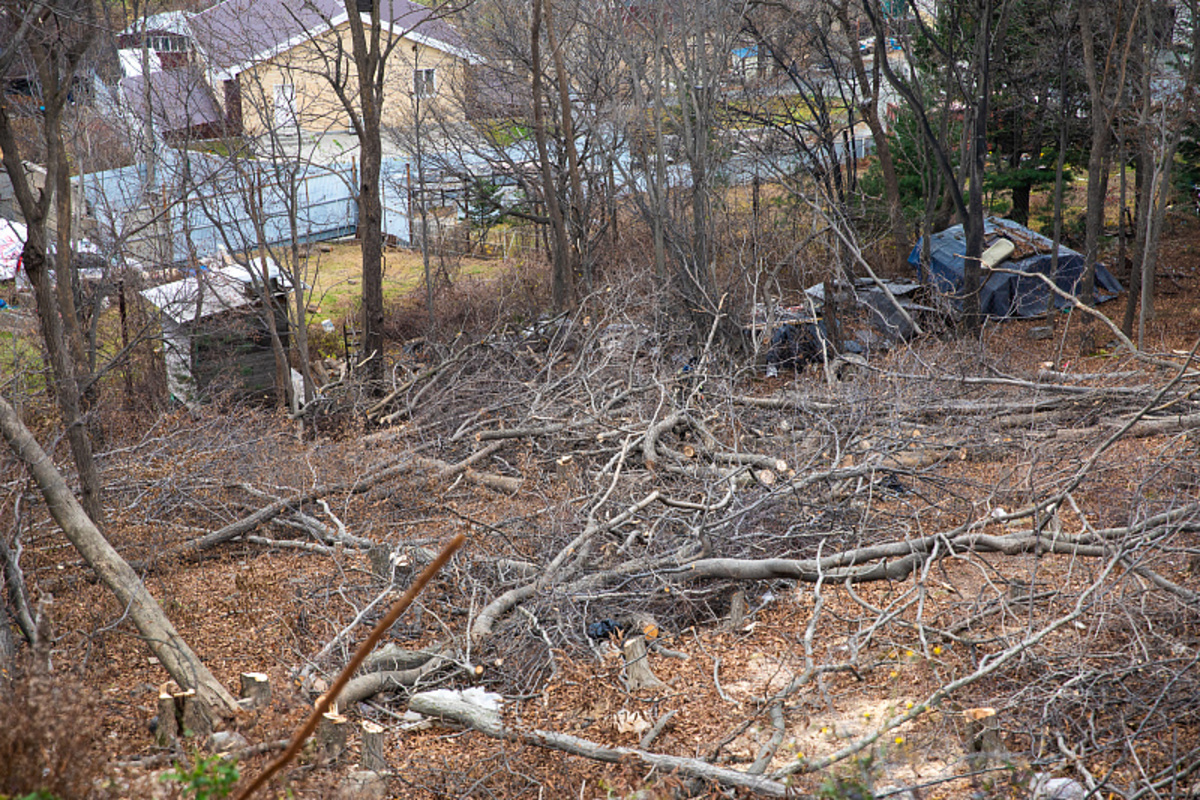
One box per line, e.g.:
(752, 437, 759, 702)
(80, 150, 413, 264)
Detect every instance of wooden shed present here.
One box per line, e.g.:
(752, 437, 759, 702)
(141, 260, 292, 405)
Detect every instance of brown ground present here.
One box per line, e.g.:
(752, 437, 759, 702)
(2, 215, 1199, 800)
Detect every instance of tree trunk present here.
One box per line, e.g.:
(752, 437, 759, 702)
(0, 393, 239, 715)
(962, 0, 992, 333)
(250, 170, 295, 412)
(1077, 1, 1137, 310)
(0, 79, 105, 529)
(359, 135, 385, 381)
(842, 2, 911, 269)
(531, 0, 574, 311)
(1010, 182, 1031, 227)
(870, 0, 979, 328)
(342, 0, 386, 385)
(545, 0, 588, 294)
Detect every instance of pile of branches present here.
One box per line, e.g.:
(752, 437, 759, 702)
(72, 299, 1200, 796)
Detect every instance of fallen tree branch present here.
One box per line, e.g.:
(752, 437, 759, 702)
(410, 443, 523, 493)
(407, 690, 791, 797)
(1046, 412, 1200, 442)
(476, 423, 569, 441)
(333, 652, 455, 709)
(772, 550, 1124, 780)
(141, 459, 417, 567)
(143, 446, 515, 569)
(366, 350, 469, 421)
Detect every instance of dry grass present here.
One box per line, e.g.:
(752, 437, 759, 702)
(297, 241, 505, 324)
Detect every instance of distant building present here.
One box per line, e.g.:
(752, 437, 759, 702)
(140, 260, 294, 405)
(187, 0, 476, 136)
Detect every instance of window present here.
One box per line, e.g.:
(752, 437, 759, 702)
(151, 36, 185, 52)
(413, 68, 436, 99)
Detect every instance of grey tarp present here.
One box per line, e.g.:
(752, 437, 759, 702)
(908, 217, 1123, 318)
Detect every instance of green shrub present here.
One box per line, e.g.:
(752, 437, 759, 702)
(160, 753, 240, 800)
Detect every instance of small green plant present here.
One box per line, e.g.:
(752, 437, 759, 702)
(161, 753, 240, 800)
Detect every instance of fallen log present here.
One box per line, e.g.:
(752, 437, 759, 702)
(0, 394, 240, 715)
(1046, 412, 1200, 442)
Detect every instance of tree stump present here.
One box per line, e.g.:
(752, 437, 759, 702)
(964, 707, 1002, 767)
(155, 681, 212, 744)
(239, 672, 271, 710)
(335, 770, 387, 800)
(368, 545, 393, 581)
(155, 686, 180, 748)
(728, 589, 747, 630)
(180, 690, 213, 739)
(360, 720, 387, 772)
(316, 711, 349, 764)
(622, 636, 666, 692)
(555, 454, 574, 481)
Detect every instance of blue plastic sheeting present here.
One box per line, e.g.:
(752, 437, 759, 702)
(908, 217, 1123, 318)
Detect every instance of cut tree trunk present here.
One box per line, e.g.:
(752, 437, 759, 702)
(0, 394, 239, 715)
(317, 711, 349, 764)
(623, 636, 666, 692)
(239, 672, 271, 710)
(360, 721, 387, 772)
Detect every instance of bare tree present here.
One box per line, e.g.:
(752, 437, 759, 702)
(1077, 0, 1137, 308)
(1122, 0, 1200, 346)
(0, 0, 105, 525)
(866, 0, 1009, 332)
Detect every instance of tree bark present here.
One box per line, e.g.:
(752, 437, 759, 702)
(342, 0, 386, 384)
(531, 0, 575, 311)
(0, 393, 238, 714)
(0, 47, 105, 527)
(841, 1, 910, 268)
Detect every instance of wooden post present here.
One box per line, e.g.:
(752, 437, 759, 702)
(239, 672, 271, 709)
(360, 720, 387, 772)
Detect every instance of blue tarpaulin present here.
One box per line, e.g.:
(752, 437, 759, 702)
(909, 217, 1123, 318)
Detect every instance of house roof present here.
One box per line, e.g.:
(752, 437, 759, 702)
(119, 66, 225, 134)
(141, 269, 256, 325)
(141, 260, 294, 325)
(188, 0, 471, 81)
